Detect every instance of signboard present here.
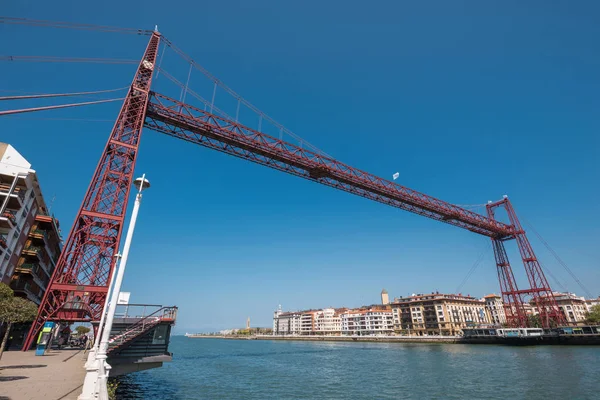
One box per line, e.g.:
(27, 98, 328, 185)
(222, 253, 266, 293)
(117, 291, 131, 305)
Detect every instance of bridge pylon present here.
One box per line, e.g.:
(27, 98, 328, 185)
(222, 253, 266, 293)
(22, 32, 162, 351)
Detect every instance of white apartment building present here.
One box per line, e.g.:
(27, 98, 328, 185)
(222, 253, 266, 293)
(483, 294, 507, 325)
(531, 292, 589, 323)
(340, 308, 393, 336)
(272, 306, 303, 335)
(586, 297, 600, 313)
(273, 306, 380, 335)
(314, 308, 342, 334)
(0, 143, 61, 304)
(0, 143, 36, 284)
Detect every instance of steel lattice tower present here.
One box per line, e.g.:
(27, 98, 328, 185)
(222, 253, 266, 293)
(22, 32, 161, 350)
(487, 198, 566, 328)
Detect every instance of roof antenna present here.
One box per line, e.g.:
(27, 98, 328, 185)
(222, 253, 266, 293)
(48, 194, 56, 214)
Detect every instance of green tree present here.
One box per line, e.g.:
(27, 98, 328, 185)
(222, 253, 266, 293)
(0, 283, 39, 359)
(586, 304, 600, 324)
(0, 282, 13, 300)
(527, 315, 542, 328)
(75, 325, 91, 335)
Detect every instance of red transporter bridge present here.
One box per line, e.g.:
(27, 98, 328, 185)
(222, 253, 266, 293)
(19, 30, 566, 350)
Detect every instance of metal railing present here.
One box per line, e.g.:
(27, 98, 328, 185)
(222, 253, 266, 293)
(23, 245, 51, 265)
(11, 280, 42, 301)
(27, 228, 59, 265)
(108, 305, 178, 351)
(114, 303, 164, 319)
(29, 229, 46, 238)
(16, 263, 34, 271)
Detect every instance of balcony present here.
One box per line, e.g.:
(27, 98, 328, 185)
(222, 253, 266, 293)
(17, 261, 50, 278)
(0, 184, 26, 209)
(0, 210, 17, 230)
(22, 245, 49, 262)
(29, 229, 46, 240)
(14, 263, 48, 290)
(0, 233, 7, 249)
(11, 280, 42, 304)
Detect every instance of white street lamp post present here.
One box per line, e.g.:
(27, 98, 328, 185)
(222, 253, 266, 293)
(79, 175, 150, 400)
(92, 254, 120, 352)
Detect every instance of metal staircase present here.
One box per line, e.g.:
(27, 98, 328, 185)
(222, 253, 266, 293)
(107, 305, 177, 355)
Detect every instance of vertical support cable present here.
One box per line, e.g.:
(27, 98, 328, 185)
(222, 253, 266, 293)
(210, 82, 217, 114)
(181, 63, 193, 103)
(258, 115, 262, 132)
(154, 44, 166, 81)
(235, 98, 241, 122)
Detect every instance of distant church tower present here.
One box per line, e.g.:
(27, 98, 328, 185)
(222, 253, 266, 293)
(381, 289, 390, 305)
(246, 317, 250, 330)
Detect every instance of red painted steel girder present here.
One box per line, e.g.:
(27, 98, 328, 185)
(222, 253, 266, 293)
(22, 32, 161, 351)
(144, 92, 514, 238)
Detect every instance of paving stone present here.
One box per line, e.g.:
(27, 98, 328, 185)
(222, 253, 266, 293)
(0, 349, 86, 400)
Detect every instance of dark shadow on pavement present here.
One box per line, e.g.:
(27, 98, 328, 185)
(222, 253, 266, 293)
(0, 364, 47, 370)
(0, 376, 28, 382)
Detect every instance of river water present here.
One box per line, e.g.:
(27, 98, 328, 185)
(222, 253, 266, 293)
(115, 336, 599, 399)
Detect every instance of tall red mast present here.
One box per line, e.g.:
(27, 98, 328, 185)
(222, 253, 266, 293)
(487, 198, 566, 328)
(22, 32, 161, 350)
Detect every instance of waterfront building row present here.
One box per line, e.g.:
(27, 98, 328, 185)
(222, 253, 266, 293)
(273, 305, 394, 336)
(273, 289, 600, 336)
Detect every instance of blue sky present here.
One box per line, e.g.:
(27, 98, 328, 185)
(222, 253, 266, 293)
(2, 1, 598, 333)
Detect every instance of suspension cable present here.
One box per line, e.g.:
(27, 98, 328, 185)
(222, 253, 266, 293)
(538, 260, 568, 293)
(0, 16, 151, 35)
(157, 67, 235, 121)
(0, 98, 124, 116)
(0, 55, 138, 64)
(161, 36, 332, 157)
(0, 86, 129, 101)
(522, 218, 593, 298)
(455, 241, 491, 294)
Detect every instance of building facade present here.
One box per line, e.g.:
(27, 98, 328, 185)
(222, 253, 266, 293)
(0, 143, 61, 304)
(391, 293, 490, 336)
(483, 294, 506, 325)
(531, 292, 588, 324)
(340, 307, 393, 336)
(314, 308, 343, 334)
(586, 297, 600, 313)
(272, 306, 303, 335)
(273, 306, 390, 336)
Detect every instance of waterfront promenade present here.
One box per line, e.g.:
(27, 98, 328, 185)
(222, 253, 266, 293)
(0, 349, 85, 400)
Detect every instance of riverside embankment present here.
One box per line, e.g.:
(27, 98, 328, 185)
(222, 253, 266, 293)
(186, 334, 459, 344)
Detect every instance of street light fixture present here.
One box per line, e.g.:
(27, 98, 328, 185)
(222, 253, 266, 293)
(79, 174, 150, 400)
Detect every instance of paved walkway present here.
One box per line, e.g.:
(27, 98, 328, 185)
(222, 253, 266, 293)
(0, 349, 86, 400)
